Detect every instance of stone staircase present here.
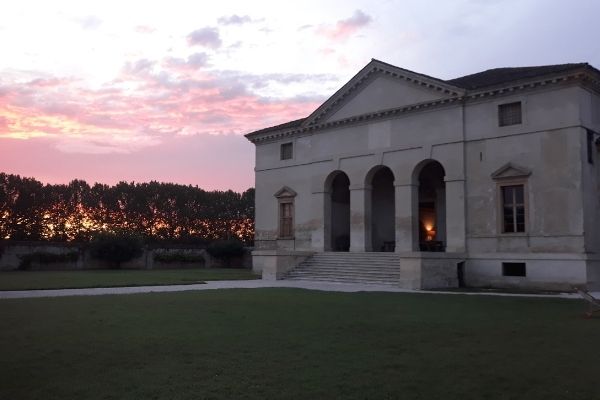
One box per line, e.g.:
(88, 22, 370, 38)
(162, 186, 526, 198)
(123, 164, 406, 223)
(284, 252, 401, 285)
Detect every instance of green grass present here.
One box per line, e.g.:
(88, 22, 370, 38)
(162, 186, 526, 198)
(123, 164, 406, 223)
(0, 289, 599, 399)
(0, 268, 258, 291)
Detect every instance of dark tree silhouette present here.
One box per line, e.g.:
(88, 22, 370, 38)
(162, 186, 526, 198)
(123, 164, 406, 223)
(0, 173, 255, 244)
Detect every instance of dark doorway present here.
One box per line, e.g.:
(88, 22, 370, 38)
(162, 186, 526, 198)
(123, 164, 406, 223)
(417, 161, 446, 252)
(369, 167, 395, 252)
(329, 172, 350, 251)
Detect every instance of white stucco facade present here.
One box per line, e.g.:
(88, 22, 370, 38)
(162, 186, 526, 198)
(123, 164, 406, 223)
(246, 60, 600, 290)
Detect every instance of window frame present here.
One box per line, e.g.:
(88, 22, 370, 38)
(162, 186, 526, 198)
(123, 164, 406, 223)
(498, 101, 523, 127)
(500, 184, 526, 233)
(496, 179, 529, 235)
(278, 200, 294, 239)
(274, 186, 297, 240)
(280, 142, 293, 161)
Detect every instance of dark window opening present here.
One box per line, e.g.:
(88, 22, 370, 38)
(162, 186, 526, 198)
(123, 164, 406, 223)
(457, 262, 466, 287)
(502, 185, 525, 233)
(280, 142, 293, 160)
(498, 102, 522, 127)
(587, 129, 594, 165)
(503, 262, 526, 277)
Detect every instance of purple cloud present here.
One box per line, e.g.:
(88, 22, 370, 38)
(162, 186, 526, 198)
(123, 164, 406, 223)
(218, 15, 252, 25)
(187, 53, 209, 67)
(187, 27, 222, 49)
(318, 10, 372, 41)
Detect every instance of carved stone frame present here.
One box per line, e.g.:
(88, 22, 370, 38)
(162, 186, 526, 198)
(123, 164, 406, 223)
(274, 186, 297, 239)
(491, 163, 531, 235)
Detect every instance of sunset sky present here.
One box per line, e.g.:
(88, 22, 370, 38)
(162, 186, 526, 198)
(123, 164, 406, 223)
(1, 0, 599, 192)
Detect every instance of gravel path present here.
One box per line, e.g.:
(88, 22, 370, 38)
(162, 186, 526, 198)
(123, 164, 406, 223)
(0, 280, 593, 300)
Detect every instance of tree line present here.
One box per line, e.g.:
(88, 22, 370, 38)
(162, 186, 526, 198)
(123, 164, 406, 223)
(0, 173, 254, 244)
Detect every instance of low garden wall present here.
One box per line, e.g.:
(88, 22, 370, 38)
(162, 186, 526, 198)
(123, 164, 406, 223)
(0, 242, 252, 271)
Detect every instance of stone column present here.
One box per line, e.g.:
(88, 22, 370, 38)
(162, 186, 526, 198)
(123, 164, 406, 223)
(349, 185, 370, 252)
(310, 190, 329, 252)
(444, 178, 466, 253)
(394, 183, 418, 252)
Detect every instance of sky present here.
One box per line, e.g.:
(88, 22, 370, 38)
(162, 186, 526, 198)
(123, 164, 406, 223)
(1, 0, 599, 192)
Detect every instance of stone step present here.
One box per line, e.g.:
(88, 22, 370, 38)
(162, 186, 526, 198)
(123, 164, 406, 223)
(283, 252, 401, 285)
(286, 276, 398, 285)
(309, 254, 400, 259)
(291, 266, 399, 272)
(288, 271, 399, 279)
(299, 261, 398, 267)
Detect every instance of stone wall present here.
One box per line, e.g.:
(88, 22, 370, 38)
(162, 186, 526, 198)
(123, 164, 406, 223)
(0, 242, 252, 271)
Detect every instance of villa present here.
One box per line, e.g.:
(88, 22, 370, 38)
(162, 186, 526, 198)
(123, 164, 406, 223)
(245, 59, 600, 290)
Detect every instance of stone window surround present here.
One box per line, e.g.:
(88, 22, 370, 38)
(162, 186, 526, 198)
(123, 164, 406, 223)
(491, 163, 531, 236)
(274, 187, 297, 239)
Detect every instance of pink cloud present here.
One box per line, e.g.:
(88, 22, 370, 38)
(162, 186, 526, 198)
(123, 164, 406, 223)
(135, 25, 156, 34)
(0, 57, 331, 189)
(317, 10, 372, 41)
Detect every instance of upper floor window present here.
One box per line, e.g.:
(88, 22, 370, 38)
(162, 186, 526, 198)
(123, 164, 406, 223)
(280, 142, 293, 160)
(498, 102, 522, 127)
(502, 184, 525, 233)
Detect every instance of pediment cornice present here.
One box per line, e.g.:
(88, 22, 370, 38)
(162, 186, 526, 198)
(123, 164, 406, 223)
(491, 162, 531, 180)
(274, 186, 297, 198)
(301, 59, 465, 127)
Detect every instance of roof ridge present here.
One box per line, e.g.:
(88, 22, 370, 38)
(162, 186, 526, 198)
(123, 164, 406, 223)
(447, 63, 592, 90)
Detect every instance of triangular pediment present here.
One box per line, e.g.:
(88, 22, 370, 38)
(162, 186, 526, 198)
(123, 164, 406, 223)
(274, 186, 297, 198)
(303, 59, 464, 126)
(491, 163, 531, 180)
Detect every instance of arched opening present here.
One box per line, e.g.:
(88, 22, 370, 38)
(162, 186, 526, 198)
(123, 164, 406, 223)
(368, 166, 395, 252)
(325, 171, 350, 251)
(416, 160, 446, 252)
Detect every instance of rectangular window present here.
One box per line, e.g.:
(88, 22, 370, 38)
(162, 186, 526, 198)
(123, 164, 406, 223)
(587, 129, 594, 164)
(503, 262, 526, 277)
(502, 185, 525, 233)
(279, 202, 293, 237)
(498, 102, 522, 127)
(280, 142, 293, 160)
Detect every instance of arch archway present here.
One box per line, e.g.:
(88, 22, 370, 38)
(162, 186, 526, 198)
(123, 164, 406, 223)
(366, 166, 395, 252)
(414, 160, 446, 252)
(324, 171, 350, 251)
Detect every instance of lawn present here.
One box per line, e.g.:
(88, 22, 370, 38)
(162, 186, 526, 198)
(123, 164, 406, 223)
(0, 289, 598, 399)
(0, 268, 258, 291)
